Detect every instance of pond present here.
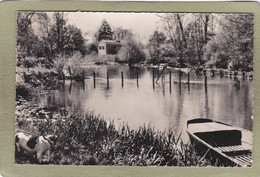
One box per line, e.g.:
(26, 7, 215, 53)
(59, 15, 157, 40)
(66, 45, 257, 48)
(34, 64, 253, 140)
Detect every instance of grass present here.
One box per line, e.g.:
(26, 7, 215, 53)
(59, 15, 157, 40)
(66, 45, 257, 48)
(15, 105, 211, 166)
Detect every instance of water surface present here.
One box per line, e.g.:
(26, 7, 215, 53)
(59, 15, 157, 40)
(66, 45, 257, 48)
(35, 65, 253, 139)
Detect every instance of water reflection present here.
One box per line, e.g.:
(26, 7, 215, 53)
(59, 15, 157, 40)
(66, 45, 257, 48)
(33, 65, 253, 136)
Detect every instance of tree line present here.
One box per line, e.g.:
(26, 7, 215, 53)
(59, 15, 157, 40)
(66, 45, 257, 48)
(17, 12, 254, 71)
(17, 12, 87, 62)
(148, 13, 254, 71)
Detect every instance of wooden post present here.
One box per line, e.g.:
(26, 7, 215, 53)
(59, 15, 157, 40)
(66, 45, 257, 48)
(107, 71, 109, 89)
(152, 70, 155, 89)
(169, 71, 172, 94)
(137, 72, 139, 88)
(243, 72, 246, 80)
(169, 71, 172, 84)
(121, 72, 124, 88)
(188, 72, 190, 91)
(68, 66, 72, 80)
(93, 71, 96, 88)
(220, 70, 224, 78)
(82, 70, 85, 81)
(188, 72, 190, 85)
(179, 70, 182, 84)
(69, 81, 72, 94)
(204, 74, 207, 91)
(62, 72, 65, 84)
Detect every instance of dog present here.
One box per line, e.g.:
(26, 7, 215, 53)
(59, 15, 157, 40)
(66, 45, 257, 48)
(15, 132, 58, 163)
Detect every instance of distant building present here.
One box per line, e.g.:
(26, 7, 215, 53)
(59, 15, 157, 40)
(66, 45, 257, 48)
(98, 40, 122, 56)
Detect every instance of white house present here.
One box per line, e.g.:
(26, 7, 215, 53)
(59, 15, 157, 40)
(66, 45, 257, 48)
(98, 40, 122, 56)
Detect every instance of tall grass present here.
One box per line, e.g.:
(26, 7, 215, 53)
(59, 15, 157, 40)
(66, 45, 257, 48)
(16, 109, 211, 166)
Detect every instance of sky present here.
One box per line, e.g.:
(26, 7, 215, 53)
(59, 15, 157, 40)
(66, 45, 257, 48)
(66, 12, 161, 44)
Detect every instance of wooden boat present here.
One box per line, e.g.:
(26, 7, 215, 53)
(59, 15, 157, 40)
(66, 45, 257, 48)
(186, 118, 253, 167)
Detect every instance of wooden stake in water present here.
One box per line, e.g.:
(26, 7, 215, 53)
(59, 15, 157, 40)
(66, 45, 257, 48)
(205, 74, 207, 91)
(93, 72, 96, 88)
(188, 72, 190, 85)
(188, 72, 190, 91)
(68, 66, 72, 80)
(152, 70, 155, 89)
(121, 72, 124, 88)
(243, 72, 246, 80)
(82, 70, 85, 81)
(179, 70, 182, 84)
(169, 71, 172, 94)
(137, 72, 139, 88)
(107, 71, 109, 89)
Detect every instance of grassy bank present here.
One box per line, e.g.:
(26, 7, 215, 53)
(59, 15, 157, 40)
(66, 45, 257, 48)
(15, 101, 211, 166)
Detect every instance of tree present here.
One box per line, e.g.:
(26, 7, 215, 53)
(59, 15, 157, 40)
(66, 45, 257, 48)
(48, 12, 67, 56)
(204, 14, 254, 71)
(17, 12, 87, 62)
(63, 25, 87, 56)
(113, 27, 132, 41)
(117, 35, 146, 64)
(17, 12, 36, 58)
(96, 19, 113, 42)
(147, 30, 166, 64)
(159, 13, 188, 67)
(158, 13, 215, 68)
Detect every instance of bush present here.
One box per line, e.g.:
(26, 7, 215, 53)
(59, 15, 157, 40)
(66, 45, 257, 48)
(16, 82, 32, 99)
(20, 57, 38, 69)
(117, 41, 146, 64)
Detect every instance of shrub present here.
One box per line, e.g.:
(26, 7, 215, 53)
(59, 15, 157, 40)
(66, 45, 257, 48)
(117, 40, 146, 64)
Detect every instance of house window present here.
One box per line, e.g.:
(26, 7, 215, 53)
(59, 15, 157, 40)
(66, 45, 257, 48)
(99, 46, 105, 50)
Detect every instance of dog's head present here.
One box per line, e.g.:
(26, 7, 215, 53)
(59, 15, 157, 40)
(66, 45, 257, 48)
(44, 135, 58, 146)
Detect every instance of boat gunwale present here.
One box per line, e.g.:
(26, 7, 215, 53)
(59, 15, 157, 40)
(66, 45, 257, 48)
(186, 118, 252, 167)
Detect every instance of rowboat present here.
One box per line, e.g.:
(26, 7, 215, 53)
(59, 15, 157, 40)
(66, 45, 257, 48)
(186, 118, 253, 167)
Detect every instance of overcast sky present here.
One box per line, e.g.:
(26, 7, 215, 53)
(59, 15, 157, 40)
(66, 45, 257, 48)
(66, 12, 161, 44)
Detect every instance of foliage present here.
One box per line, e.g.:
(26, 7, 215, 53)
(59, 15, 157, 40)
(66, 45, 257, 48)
(117, 39, 146, 64)
(17, 12, 87, 61)
(147, 30, 166, 64)
(95, 19, 113, 42)
(204, 14, 254, 71)
(159, 13, 213, 68)
(16, 107, 211, 166)
(159, 13, 254, 71)
(113, 27, 133, 41)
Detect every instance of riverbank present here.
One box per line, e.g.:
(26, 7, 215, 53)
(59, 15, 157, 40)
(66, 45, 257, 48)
(15, 97, 213, 166)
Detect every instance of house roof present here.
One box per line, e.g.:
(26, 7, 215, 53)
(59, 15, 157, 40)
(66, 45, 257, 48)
(99, 40, 121, 45)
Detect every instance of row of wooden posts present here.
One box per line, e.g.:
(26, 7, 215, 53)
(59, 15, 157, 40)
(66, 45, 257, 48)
(92, 70, 208, 91)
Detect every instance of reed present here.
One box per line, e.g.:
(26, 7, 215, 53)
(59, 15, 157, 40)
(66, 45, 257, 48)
(16, 109, 211, 166)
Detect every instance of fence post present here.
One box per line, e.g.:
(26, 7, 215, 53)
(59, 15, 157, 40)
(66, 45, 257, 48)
(169, 71, 172, 94)
(121, 72, 124, 88)
(137, 72, 139, 88)
(68, 66, 72, 80)
(188, 72, 190, 85)
(82, 70, 85, 81)
(93, 72, 96, 88)
(243, 72, 246, 80)
(204, 72, 207, 91)
(179, 69, 182, 84)
(152, 70, 155, 89)
(107, 71, 109, 89)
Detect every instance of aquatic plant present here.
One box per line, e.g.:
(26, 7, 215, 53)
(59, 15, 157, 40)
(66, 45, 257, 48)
(16, 107, 211, 166)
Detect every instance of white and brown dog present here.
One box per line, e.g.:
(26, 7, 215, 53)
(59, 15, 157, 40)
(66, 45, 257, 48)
(15, 132, 57, 163)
